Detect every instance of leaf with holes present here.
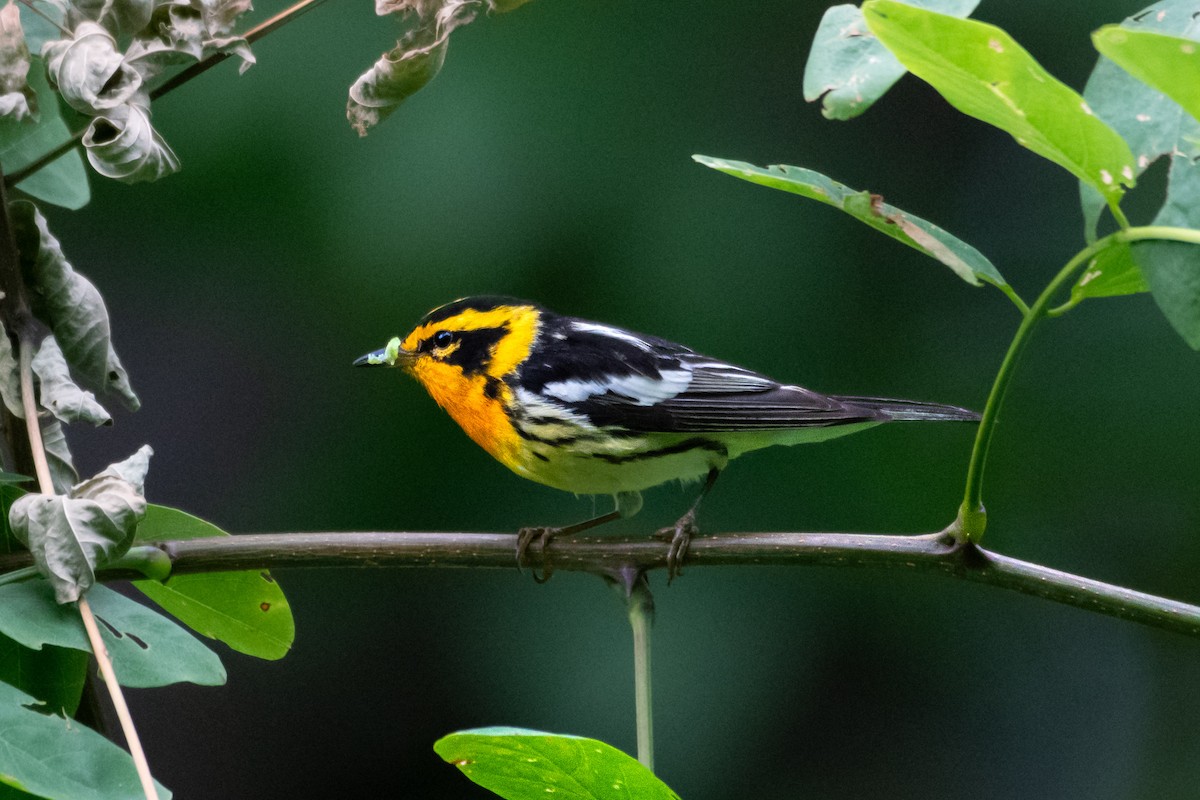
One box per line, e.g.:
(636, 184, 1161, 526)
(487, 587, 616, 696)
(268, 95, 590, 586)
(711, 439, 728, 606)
(803, 0, 979, 120)
(435, 727, 680, 800)
(863, 0, 1135, 207)
(0, 680, 173, 799)
(1068, 241, 1147, 306)
(1093, 27, 1200, 129)
(0, 581, 225, 688)
(133, 505, 294, 660)
(1080, 1, 1200, 239)
(694, 155, 1005, 291)
(0, 634, 88, 716)
(9, 447, 151, 603)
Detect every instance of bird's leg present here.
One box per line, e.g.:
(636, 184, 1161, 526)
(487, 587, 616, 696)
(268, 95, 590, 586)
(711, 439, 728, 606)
(517, 492, 642, 583)
(658, 467, 721, 583)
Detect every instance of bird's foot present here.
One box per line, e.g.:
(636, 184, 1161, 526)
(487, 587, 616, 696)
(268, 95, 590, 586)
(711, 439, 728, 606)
(516, 526, 560, 584)
(655, 508, 699, 584)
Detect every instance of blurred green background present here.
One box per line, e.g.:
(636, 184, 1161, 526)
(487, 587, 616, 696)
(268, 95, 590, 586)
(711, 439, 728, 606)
(41, 0, 1200, 796)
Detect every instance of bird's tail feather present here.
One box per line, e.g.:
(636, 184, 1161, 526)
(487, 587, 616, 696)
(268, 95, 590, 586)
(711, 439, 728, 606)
(833, 395, 981, 423)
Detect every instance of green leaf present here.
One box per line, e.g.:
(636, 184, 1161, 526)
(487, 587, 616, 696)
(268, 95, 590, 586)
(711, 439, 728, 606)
(434, 727, 680, 800)
(0, 581, 226, 688)
(0, 59, 89, 210)
(132, 505, 294, 660)
(1093, 27, 1200, 127)
(862, 0, 1136, 207)
(0, 472, 29, 485)
(1133, 240, 1200, 348)
(9, 200, 138, 408)
(9, 447, 151, 603)
(1068, 241, 1148, 306)
(0, 634, 88, 716)
(0, 680, 173, 800)
(693, 155, 1005, 289)
(803, 0, 978, 120)
(1079, 1, 1200, 240)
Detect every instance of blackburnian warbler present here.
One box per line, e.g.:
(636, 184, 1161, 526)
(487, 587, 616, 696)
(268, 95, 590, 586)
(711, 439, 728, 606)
(356, 296, 979, 580)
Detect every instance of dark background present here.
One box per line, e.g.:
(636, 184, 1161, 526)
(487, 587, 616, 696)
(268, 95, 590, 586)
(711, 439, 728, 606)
(41, 0, 1200, 797)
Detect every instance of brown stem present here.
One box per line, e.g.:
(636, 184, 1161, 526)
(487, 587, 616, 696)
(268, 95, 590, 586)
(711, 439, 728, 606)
(1, 529, 1194, 638)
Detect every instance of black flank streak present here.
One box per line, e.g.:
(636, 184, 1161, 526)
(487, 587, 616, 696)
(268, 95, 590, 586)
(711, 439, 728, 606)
(592, 438, 727, 465)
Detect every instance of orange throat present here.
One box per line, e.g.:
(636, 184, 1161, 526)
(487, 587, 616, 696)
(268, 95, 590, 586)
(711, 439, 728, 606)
(408, 361, 520, 468)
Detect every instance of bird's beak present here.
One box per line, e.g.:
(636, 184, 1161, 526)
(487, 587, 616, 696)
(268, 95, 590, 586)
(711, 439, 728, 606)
(354, 337, 414, 368)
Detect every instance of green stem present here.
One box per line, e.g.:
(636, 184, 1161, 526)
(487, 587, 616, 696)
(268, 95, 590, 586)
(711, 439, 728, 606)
(0, 564, 38, 586)
(626, 578, 655, 772)
(956, 224, 1200, 541)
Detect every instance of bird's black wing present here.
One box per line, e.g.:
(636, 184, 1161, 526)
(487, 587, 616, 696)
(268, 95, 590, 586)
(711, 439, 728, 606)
(516, 314, 884, 433)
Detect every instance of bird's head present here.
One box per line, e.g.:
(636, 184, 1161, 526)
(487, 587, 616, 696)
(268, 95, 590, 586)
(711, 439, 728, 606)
(355, 295, 541, 389)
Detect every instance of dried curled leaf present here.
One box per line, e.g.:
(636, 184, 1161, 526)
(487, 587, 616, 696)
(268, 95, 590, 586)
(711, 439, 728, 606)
(125, 0, 255, 78)
(40, 417, 80, 494)
(9, 200, 140, 408)
(10, 446, 153, 603)
(348, 0, 532, 136)
(68, 0, 155, 38)
(33, 336, 112, 427)
(81, 101, 179, 183)
(0, 2, 36, 122)
(43, 22, 144, 115)
(0, 320, 20, 417)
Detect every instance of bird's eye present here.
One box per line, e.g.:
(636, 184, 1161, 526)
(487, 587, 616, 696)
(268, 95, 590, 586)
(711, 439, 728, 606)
(433, 330, 454, 349)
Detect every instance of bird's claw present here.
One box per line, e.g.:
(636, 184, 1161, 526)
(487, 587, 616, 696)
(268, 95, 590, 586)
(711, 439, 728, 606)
(516, 526, 558, 584)
(656, 509, 698, 584)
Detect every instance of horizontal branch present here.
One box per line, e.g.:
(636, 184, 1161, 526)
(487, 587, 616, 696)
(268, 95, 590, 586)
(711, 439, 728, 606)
(2, 530, 1196, 638)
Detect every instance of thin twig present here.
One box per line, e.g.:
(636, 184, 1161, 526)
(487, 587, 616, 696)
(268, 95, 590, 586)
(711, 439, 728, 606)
(16, 340, 52, 491)
(18, 343, 158, 800)
(78, 597, 159, 800)
(16, 0, 71, 36)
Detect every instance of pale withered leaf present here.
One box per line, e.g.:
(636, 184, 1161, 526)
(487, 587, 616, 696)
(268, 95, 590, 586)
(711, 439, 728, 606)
(43, 22, 143, 115)
(9, 200, 140, 408)
(10, 445, 152, 603)
(68, 0, 154, 39)
(82, 101, 179, 183)
(126, 0, 255, 78)
(0, 320, 21, 417)
(33, 335, 112, 426)
(348, 0, 533, 135)
(0, 2, 36, 122)
(40, 417, 79, 494)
